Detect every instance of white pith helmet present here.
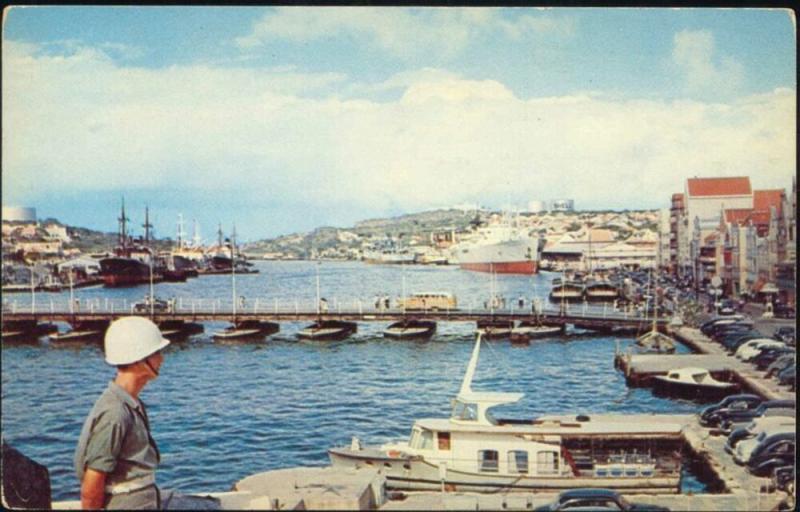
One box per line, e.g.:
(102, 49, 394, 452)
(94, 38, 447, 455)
(105, 316, 170, 366)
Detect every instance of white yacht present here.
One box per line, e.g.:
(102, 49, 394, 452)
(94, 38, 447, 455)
(329, 335, 685, 493)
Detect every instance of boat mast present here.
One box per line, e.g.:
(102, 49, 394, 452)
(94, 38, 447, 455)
(142, 205, 153, 246)
(231, 224, 237, 319)
(316, 258, 321, 317)
(192, 219, 201, 248)
(460, 334, 482, 395)
(489, 263, 495, 315)
(118, 197, 129, 249)
(401, 262, 406, 316)
(176, 213, 185, 249)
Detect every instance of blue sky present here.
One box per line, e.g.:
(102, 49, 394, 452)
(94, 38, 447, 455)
(3, 7, 796, 241)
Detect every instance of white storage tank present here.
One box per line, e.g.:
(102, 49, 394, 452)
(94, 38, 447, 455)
(527, 200, 546, 213)
(2, 206, 37, 222)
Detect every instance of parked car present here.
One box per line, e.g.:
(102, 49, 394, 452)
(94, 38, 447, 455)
(701, 316, 748, 335)
(725, 416, 796, 455)
(718, 299, 737, 315)
(773, 464, 795, 492)
(132, 296, 171, 314)
(773, 326, 796, 344)
(720, 332, 765, 352)
(778, 366, 796, 390)
(698, 394, 763, 428)
(735, 339, 785, 360)
(765, 355, 795, 378)
(717, 400, 796, 434)
(774, 304, 796, 319)
(712, 325, 758, 342)
(745, 432, 795, 476)
(734, 425, 796, 464)
(533, 489, 670, 512)
(752, 346, 795, 371)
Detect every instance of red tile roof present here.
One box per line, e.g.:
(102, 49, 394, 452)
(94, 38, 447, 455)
(687, 177, 752, 197)
(725, 208, 753, 224)
(753, 189, 784, 215)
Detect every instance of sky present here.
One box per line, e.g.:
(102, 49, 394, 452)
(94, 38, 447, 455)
(2, 7, 796, 242)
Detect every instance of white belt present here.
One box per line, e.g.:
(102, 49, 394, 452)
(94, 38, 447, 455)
(105, 474, 156, 495)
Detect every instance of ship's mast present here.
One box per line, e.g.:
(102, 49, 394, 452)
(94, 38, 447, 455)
(231, 224, 237, 318)
(217, 223, 224, 254)
(142, 206, 153, 246)
(192, 219, 201, 248)
(176, 213, 185, 249)
(118, 197, 130, 248)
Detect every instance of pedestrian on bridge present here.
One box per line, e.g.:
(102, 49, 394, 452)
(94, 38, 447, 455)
(74, 317, 219, 510)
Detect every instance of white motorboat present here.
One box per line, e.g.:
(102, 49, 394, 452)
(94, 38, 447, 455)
(329, 335, 684, 493)
(651, 367, 738, 401)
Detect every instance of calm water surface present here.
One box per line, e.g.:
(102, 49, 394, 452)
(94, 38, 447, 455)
(2, 261, 705, 500)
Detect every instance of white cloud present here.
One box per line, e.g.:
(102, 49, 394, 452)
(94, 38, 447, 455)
(3, 41, 795, 217)
(671, 29, 745, 98)
(235, 7, 575, 60)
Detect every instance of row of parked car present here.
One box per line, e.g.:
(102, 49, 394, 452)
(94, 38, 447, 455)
(699, 315, 796, 390)
(699, 394, 795, 495)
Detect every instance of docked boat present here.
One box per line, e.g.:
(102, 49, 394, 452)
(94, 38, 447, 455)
(213, 320, 279, 341)
(476, 319, 514, 339)
(298, 320, 357, 341)
(549, 281, 585, 302)
(99, 255, 154, 287)
(450, 222, 539, 275)
(651, 367, 738, 401)
(363, 248, 416, 265)
(329, 335, 685, 493)
(383, 319, 436, 340)
(635, 328, 676, 354)
(100, 203, 163, 287)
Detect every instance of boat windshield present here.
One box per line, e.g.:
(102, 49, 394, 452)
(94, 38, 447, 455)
(692, 372, 708, 383)
(451, 400, 478, 421)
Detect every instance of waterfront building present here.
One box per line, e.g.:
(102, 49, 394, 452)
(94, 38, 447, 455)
(669, 193, 686, 276)
(669, 175, 794, 307)
(658, 208, 671, 270)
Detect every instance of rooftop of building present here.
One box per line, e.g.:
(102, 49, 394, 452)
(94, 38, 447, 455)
(687, 176, 752, 197)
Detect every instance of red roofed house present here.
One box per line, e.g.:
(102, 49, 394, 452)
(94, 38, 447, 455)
(684, 177, 753, 288)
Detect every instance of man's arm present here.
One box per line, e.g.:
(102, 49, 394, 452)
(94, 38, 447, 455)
(80, 468, 107, 510)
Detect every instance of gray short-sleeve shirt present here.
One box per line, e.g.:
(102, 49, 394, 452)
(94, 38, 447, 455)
(75, 381, 160, 487)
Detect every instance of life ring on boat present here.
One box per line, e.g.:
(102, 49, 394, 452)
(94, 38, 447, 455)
(387, 450, 401, 458)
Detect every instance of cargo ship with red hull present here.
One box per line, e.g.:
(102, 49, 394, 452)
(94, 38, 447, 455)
(450, 221, 540, 275)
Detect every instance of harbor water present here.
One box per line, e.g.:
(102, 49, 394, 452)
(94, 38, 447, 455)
(2, 261, 708, 501)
